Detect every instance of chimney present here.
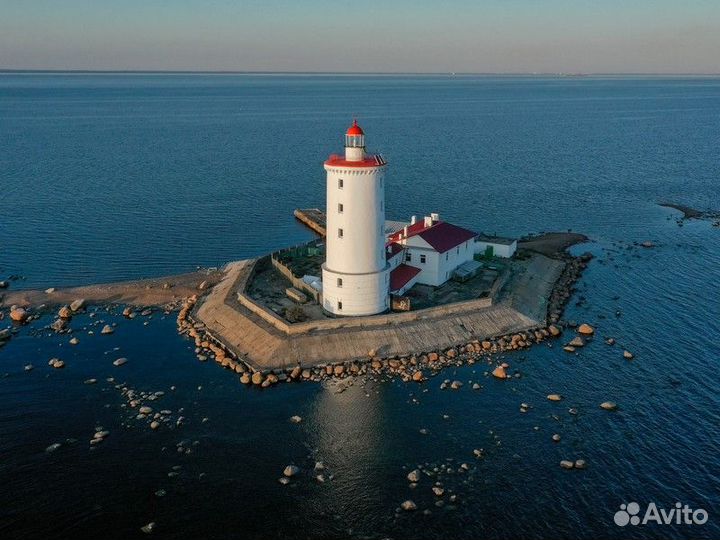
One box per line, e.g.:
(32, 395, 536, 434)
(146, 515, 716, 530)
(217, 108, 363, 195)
(424, 216, 433, 227)
(403, 225, 409, 238)
(430, 212, 440, 223)
(410, 215, 417, 225)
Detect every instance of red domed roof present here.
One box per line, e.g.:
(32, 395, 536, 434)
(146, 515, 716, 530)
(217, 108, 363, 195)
(346, 119, 364, 136)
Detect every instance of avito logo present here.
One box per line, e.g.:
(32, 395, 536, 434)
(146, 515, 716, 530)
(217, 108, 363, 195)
(614, 502, 708, 527)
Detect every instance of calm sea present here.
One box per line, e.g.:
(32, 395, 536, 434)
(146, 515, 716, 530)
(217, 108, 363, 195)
(0, 74, 719, 539)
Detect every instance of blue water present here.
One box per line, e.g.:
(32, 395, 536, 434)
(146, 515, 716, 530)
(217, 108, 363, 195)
(1, 74, 719, 539)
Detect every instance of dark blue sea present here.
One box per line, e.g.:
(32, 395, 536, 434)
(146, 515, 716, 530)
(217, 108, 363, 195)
(1, 74, 719, 539)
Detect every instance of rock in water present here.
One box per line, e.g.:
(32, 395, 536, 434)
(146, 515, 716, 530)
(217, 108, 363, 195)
(577, 324, 594, 335)
(69, 337, 79, 345)
(101, 325, 114, 335)
(552, 434, 561, 442)
(491, 366, 507, 379)
(560, 460, 575, 469)
(58, 306, 72, 319)
(574, 459, 587, 469)
(432, 487, 445, 496)
(140, 522, 156, 534)
(568, 336, 585, 347)
(623, 350, 634, 360)
(45, 442, 62, 453)
(401, 500, 417, 511)
(547, 394, 563, 402)
(407, 469, 421, 483)
(600, 401, 618, 411)
(10, 307, 28, 323)
(283, 465, 300, 477)
(24, 364, 34, 371)
(289, 415, 302, 424)
(548, 325, 561, 337)
(113, 357, 128, 367)
(70, 299, 85, 312)
(412, 370, 424, 382)
(251, 372, 264, 385)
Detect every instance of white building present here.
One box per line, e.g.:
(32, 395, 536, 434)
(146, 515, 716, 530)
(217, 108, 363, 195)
(321, 121, 390, 316)
(475, 235, 518, 258)
(385, 214, 478, 293)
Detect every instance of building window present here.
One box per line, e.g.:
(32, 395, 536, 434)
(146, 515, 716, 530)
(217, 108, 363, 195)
(337, 278, 343, 288)
(337, 301, 343, 310)
(338, 203, 344, 213)
(405, 252, 412, 262)
(338, 178, 344, 189)
(456, 247, 460, 255)
(446, 253, 449, 261)
(338, 228, 343, 238)
(420, 254, 426, 264)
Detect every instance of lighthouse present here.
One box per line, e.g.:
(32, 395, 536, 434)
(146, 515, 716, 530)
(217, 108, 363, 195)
(322, 120, 390, 316)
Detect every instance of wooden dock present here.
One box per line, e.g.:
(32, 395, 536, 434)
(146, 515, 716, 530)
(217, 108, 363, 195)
(294, 208, 326, 237)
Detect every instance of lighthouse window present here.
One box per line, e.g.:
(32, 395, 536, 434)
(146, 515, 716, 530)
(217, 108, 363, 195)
(420, 254, 426, 264)
(338, 178, 344, 189)
(337, 278, 343, 288)
(338, 228, 344, 238)
(338, 203, 344, 213)
(337, 301, 343, 310)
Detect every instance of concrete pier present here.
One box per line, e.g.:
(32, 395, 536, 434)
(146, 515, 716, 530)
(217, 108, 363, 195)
(192, 254, 564, 370)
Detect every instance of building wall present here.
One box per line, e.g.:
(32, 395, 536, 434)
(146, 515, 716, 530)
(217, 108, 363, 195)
(474, 239, 518, 258)
(403, 239, 475, 287)
(323, 162, 389, 315)
(321, 264, 390, 316)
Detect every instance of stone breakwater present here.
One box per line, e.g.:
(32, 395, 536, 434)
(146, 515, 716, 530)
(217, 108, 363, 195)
(175, 251, 592, 387)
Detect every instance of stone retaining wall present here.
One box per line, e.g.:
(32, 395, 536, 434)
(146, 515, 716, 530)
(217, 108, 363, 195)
(237, 257, 498, 336)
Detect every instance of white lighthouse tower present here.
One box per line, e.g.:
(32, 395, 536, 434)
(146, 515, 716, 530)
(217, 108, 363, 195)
(322, 120, 390, 316)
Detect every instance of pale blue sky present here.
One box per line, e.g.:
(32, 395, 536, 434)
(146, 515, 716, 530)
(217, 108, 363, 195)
(1, 0, 718, 72)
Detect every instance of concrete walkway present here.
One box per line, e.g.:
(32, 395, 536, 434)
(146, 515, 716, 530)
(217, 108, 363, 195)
(195, 259, 545, 369)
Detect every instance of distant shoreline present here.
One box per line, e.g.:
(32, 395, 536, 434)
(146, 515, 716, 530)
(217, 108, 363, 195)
(2, 70, 720, 77)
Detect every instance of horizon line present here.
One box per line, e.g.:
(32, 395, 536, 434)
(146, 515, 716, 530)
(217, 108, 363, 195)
(1, 69, 720, 77)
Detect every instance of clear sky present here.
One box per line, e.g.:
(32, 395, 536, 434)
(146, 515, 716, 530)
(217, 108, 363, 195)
(1, 0, 718, 73)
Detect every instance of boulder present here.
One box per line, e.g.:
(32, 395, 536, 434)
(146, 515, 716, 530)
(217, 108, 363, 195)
(49, 358, 65, 369)
(333, 365, 345, 377)
(240, 373, 251, 384)
(427, 352, 439, 362)
(412, 370, 424, 382)
(10, 307, 28, 323)
(563, 346, 576, 353)
(600, 401, 618, 411)
(574, 459, 587, 469)
(289, 415, 302, 424)
(577, 324, 594, 335)
(69, 299, 85, 312)
(100, 325, 114, 335)
(283, 465, 300, 477)
(407, 469, 421, 483)
(251, 371, 264, 385)
(58, 306, 72, 319)
(547, 394, 563, 402)
(290, 366, 302, 379)
(492, 365, 507, 379)
(432, 487, 445, 496)
(400, 500, 417, 511)
(113, 357, 128, 367)
(552, 434, 561, 442)
(568, 336, 585, 347)
(69, 337, 79, 345)
(623, 350, 634, 360)
(548, 325, 561, 337)
(560, 460, 575, 469)
(450, 380, 463, 390)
